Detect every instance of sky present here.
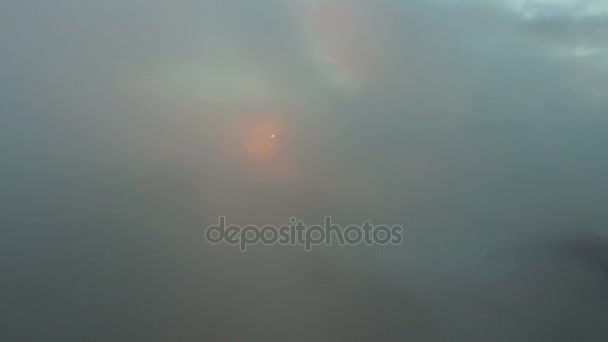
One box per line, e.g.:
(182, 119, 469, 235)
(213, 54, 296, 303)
(1, 0, 607, 341)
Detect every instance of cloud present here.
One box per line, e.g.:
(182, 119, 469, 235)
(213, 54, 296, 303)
(1, 0, 607, 340)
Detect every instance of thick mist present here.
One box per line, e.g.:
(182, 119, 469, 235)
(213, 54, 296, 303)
(2, 0, 607, 340)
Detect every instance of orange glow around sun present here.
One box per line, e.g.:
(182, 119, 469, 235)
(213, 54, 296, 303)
(218, 112, 299, 182)
(223, 114, 287, 164)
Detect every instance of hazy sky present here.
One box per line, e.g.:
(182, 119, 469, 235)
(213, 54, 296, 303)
(2, 1, 607, 341)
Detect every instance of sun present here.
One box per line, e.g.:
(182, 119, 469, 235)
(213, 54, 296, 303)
(270, 134, 276, 138)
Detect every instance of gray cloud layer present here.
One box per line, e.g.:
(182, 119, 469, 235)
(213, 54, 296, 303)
(1, 0, 607, 340)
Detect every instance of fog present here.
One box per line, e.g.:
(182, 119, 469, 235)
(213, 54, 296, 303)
(2, 0, 607, 340)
